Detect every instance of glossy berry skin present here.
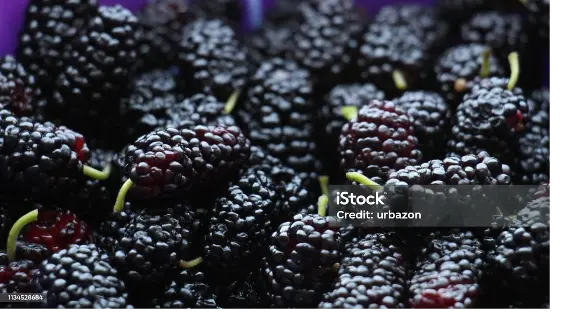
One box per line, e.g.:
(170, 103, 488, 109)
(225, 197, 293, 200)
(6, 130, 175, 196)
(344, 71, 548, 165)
(460, 12, 529, 58)
(392, 91, 450, 160)
(152, 268, 217, 308)
(448, 77, 528, 165)
(38, 244, 129, 308)
(17, 0, 99, 89)
(434, 44, 505, 107)
(0, 110, 90, 206)
(515, 89, 549, 184)
(319, 84, 386, 180)
(483, 199, 550, 307)
(357, 24, 428, 96)
(22, 209, 92, 253)
(290, 0, 362, 90)
(319, 232, 408, 308)
(386, 151, 512, 186)
(374, 5, 449, 53)
(52, 5, 141, 112)
(263, 213, 343, 308)
(94, 202, 135, 254)
(178, 19, 248, 101)
(136, 0, 200, 71)
(0, 55, 45, 119)
(123, 125, 250, 201)
(408, 230, 485, 308)
(204, 168, 277, 273)
(239, 58, 319, 176)
(113, 204, 205, 292)
(339, 100, 422, 183)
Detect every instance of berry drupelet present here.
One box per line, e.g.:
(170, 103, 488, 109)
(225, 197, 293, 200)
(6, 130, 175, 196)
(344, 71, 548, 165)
(178, 19, 248, 101)
(319, 232, 409, 308)
(38, 243, 129, 308)
(357, 23, 429, 96)
(447, 75, 529, 165)
(204, 168, 277, 275)
(17, 0, 99, 90)
(408, 230, 486, 308)
(239, 58, 320, 176)
(319, 84, 385, 181)
(152, 267, 218, 308)
(374, 5, 449, 54)
(434, 44, 505, 107)
(515, 89, 549, 184)
(0, 55, 46, 119)
(392, 91, 450, 160)
(263, 213, 343, 308)
(289, 0, 362, 90)
(136, 0, 200, 71)
(339, 100, 423, 184)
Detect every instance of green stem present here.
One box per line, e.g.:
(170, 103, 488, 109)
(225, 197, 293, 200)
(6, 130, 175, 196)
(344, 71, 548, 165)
(392, 70, 408, 90)
(113, 179, 134, 212)
(178, 257, 203, 269)
(83, 164, 112, 181)
(507, 52, 520, 91)
(7, 209, 39, 262)
(345, 172, 383, 191)
(224, 90, 241, 114)
(340, 106, 358, 121)
(317, 195, 328, 217)
(480, 49, 492, 78)
(319, 175, 330, 196)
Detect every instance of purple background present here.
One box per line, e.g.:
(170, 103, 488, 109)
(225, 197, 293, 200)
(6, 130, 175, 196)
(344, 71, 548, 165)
(0, 0, 435, 56)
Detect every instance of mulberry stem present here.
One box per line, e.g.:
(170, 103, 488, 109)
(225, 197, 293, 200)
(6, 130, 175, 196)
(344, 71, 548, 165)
(341, 106, 358, 121)
(319, 175, 330, 196)
(83, 164, 112, 180)
(317, 195, 329, 217)
(392, 70, 408, 90)
(454, 78, 468, 93)
(345, 172, 383, 191)
(113, 179, 134, 212)
(480, 49, 492, 78)
(7, 209, 38, 261)
(224, 90, 241, 114)
(507, 52, 520, 91)
(178, 257, 203, 269)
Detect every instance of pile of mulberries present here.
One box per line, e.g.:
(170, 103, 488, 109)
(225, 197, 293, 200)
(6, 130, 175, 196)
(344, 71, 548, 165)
(0, 0, 549, 309)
